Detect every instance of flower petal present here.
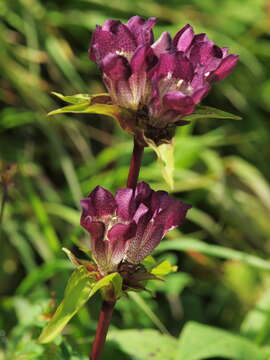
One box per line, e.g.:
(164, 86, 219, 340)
(152, 31, 172, 56)
(127, 16, 157, 45)
(150, 52, 193, 82)
(173, 24, 194, 52)
(130, 45, 158, 73)
(88, 186, 116, 217)
(101, 53, 131, 81)
(155, 199, 191, 232)
(89, 20, 137, 63)
(163, 91, 195, 115)
(87, 221, 105, 242)
(134, 181, 152, 204)
(208, 54, 239, 82)
(127, 223, 165, 264)
(115, 188, 135, 221)
(191, 85, 211, 103)
(102, 19, 137, 53)
(133, 203, 149, 223)
(108, 222, 136, 267)
(108, 222, 136, 243)
(149, 190, 170, 212)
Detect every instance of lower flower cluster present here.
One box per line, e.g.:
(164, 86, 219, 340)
(80, 181, 190, 276)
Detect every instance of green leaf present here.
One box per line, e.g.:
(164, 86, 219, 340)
(147, 139, 175, 189)
(182, 105, 242, 121)
(38, 271, 123, 343)
(38, 266, 95, 344)
(51, 91, 91, 104)
(151, 260, 177, 277)
(177, 322, 268, 360)
(48, 92, 132, 125)
(109, 329, 178, 360)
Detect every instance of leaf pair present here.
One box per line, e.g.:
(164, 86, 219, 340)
(38, 266, 122, 344)
(49, 92, 241, 189)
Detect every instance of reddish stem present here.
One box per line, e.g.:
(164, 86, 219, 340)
(90, 300, 116, 360)
(90, 137, 144, 359)
(126, 137, 144, 189)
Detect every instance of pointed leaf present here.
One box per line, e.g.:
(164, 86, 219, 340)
(49, 92, 134, 129)
(147, 139, 175, 189)
(48, 101, 133, 130)
(182, 105, 242, 121)
(52, 92, 91, 104)
(38, 266, 95, 344)
(52, 92, 111, 105)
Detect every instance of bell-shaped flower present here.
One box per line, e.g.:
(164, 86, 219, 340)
(89, 17, 238, 145)
(80, 182, 190, 274)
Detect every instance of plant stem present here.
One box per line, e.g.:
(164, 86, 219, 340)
(90, 300, 116, 360)
(127, 137, 144, 189)
(0, 184, 7, 226)
(90, 137, 144, 359)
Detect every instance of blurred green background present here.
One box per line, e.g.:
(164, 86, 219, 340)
(1, 0, 270, 359)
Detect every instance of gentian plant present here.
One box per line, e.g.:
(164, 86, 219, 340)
(39, 16, 239, 360)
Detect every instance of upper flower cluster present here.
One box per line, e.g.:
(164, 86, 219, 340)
(89, 16, 238, 144)
(80, 182, 190, 275)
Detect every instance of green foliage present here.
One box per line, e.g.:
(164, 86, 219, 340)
(178, 322, 269, 360)
(108, 329, 178, 360)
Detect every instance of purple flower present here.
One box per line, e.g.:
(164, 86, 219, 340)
(89, 17, 238, 145)
(80, 182, 190, 274)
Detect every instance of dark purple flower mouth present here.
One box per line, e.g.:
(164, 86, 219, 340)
(80, 181, 191, 274)
(89, 17, 238, 143)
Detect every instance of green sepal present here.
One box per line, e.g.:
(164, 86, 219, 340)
(150, 260, 177, 277)
(141, 256, 157, 271)
(146, 138, 175, 189)
(182, 105, 242, 122)
(62, 247, 97, 273)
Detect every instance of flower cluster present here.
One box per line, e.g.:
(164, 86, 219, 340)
(80, 182, 190, 275)
(89, 16, 238, 144)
